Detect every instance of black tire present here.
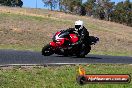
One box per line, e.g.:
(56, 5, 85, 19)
(77, 54, 85, 58)
(63, 49, 69, 57)
(76, 76, 86, 85)
(85, 45, 91, 55)
(76, 45, 91, 58)
(42, 44, 54, 56)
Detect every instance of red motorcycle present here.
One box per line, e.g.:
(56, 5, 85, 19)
(42, 29, 99, 57)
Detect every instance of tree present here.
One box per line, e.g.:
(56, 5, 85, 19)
(59, 0, 82, 14)
(109, 0, 132, 26)
(58, 0, 63, 11)
(122, 0, 132, 26)
(83, 0, 96, 16)
(94, 0, 114, 20)
(16, 0, 23, 7)
(0, 0, 23, 7)
(42, 0, 58, 11)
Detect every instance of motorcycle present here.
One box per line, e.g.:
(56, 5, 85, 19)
(42, 29, 99, 57)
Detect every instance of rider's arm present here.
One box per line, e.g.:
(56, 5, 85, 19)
(66, 28, 75, 32)
(72, 27, 89, 45)
(80, 27, 89, 41)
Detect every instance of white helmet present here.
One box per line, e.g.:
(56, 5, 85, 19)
(75, 20, 84, 30)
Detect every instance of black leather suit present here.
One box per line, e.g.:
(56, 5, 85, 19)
(66, 26, 90, 45)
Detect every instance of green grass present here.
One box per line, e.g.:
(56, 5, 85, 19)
(0, 64, 132, 88)
(91, 50, 132, 56)
(0, 12, 72, 24)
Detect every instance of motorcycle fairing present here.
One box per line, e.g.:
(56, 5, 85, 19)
(69, 34, 79, 43)
(51, 31, 79, 48)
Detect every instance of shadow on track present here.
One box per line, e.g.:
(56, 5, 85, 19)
(53, 55, 102, 59)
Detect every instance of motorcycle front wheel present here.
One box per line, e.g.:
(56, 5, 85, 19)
(42, 44, 54, 56)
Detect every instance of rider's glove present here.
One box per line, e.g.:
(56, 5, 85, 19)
(75, 40, 82, 45)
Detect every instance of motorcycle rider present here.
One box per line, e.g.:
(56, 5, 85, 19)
(69, 20, 91, 57)
(74, 20, 90, 45)
(67, 20, 90, 46)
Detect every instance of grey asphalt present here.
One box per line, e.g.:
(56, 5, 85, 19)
(0, 49, 132, 66)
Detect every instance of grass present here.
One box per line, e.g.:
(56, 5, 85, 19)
(0, 64, 132, 88)
(0, 12, 72, 50)
(91, 50, 132, 56)
(0, 6, 132, 56)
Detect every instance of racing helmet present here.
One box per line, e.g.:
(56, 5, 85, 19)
(75, 20, 84, 30)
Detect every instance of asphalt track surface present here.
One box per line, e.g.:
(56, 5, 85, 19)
(0, 49, 132, 66)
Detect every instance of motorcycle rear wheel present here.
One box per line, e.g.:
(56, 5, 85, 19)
(76, 45, 91, 58)
(42, 44, 54, 56)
